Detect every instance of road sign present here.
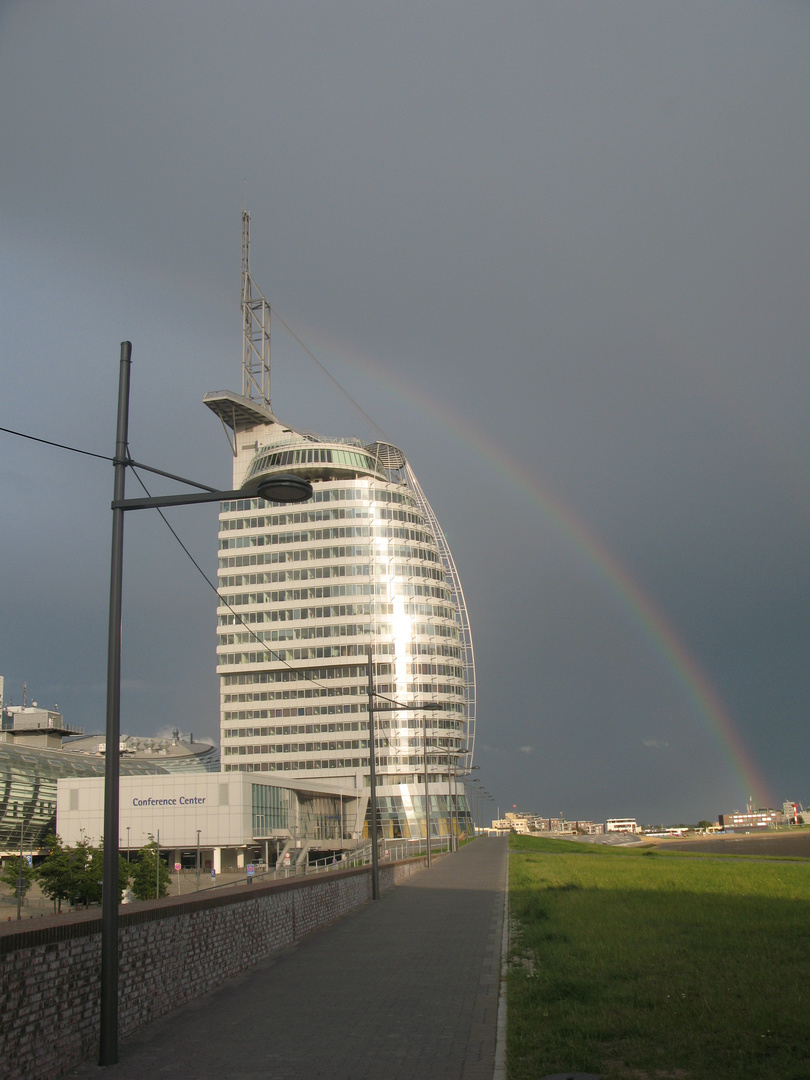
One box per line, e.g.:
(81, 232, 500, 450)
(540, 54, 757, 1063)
(210, 869, 216, 879)
(174, 863, 181, 871)
(246, 864, 255, 876)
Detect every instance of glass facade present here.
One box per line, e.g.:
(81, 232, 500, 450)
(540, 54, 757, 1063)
(362, 792, 474, 841)
(251, 782, 289, 834)
(215, 427, 476, 840)
(297, 793, 345, 841)
(0, 743, 167, 854)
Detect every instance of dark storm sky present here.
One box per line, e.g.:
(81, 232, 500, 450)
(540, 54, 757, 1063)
(1, 1, 808, 824)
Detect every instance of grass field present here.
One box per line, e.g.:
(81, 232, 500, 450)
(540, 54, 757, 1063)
(507, 835, 810, 1080)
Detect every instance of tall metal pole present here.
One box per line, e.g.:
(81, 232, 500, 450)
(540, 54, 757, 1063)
(423, 714, 431, 868)
(196, 829, 201, 891)
(366, 646, 380, 900)
(93, 339, 311, 1068)
(100, 341, 131, 1067)
(16, 818, 24, 920)
(452, 764, 458, 848)
(446, 755, 454, 854)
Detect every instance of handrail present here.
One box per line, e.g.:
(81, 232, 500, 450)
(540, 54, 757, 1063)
(179, 835, 456, 895)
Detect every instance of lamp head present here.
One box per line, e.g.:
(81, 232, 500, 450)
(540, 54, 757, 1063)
(255, 473, 313, 503)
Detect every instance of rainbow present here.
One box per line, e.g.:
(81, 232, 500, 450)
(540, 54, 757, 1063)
(472, 432, 772, 811)
(288, 330, 772, 810)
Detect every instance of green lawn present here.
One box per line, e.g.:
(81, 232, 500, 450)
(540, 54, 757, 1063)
(507, 835, 810, 1080)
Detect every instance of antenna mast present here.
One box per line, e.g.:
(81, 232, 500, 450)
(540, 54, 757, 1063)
(241, 209, 272, 410)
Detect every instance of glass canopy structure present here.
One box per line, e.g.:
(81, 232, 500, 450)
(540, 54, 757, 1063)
(0, 742, 166, 856)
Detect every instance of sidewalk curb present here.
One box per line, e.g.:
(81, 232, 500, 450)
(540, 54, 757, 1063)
(493, 847, 509, 1080)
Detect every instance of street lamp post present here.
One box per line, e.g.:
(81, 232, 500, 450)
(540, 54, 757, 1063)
(468, 776, 489, 836)
(16, 819, 24, 921)
(454, 760, 462, 850)
(196, 829, 201, 891)
(460, 764, 479, 846)
(99, 343, 313, 1067)
(482, 790, 494, 833)
(366, 644, 440, 898)
(366, 645, 381, 900)
(423, 712, 431, 868)
(467, 778, 477, 835)
(446, 751, 453, 854)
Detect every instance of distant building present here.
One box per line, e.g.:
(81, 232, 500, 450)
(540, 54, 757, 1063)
(63, 731, 220, 773)
(783, 801, 803, 825)
(719, 809, 781, 831)
(1, 704, 82, 750)
(493, 812, 604, 836)
(577, 821, 604, 835)
(0, 679, 218, 857)
(605, 818, 641, 834)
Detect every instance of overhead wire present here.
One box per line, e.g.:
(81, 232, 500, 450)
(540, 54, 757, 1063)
(128, 461, 337, 697)
(0, 425, 112, 461)
(270, 309, 386, 440)
(127, 454, 430, 767)
(0, 425, 399, 744)
(1, 351, 437, 764)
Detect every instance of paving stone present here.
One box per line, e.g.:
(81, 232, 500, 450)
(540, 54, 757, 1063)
(64, 837, 508, 1080)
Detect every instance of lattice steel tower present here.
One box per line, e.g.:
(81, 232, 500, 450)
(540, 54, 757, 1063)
(241, 209, 272, 410)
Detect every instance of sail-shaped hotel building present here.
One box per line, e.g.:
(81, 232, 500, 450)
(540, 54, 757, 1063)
(203, 214, 476, 844)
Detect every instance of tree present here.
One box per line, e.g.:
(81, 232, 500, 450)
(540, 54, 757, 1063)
(37, 832, 130, 910)
(68, 834, 99, 907)
(81, 841, 129, 907)
(1, 855, 35, 900)
(36, 833, 74, 912)
(131, 836, 171, 901)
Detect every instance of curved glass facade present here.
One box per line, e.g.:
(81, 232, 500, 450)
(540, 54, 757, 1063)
(0, 743, 167, 855)
(216, 428, 476, 841)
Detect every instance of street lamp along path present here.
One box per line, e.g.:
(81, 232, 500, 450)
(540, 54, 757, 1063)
(365, 645, 442, 898)
(100, 343, 312, 1067)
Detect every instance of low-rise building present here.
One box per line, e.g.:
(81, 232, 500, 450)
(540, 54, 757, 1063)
(605, 818, 641, 834)
(719, 809, 781, 831)
(57, 772, 365, 872)
(1, 704, 82, 749)
(492, 812, 604, 836)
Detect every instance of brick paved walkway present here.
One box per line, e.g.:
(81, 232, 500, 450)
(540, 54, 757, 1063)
(65, 836, 508, 1080)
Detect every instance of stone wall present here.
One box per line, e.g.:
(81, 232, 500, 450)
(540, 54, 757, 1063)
(0, 859, 425, 1080)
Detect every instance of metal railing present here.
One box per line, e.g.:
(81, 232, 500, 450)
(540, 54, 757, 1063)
(193, 834, 458, 893)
